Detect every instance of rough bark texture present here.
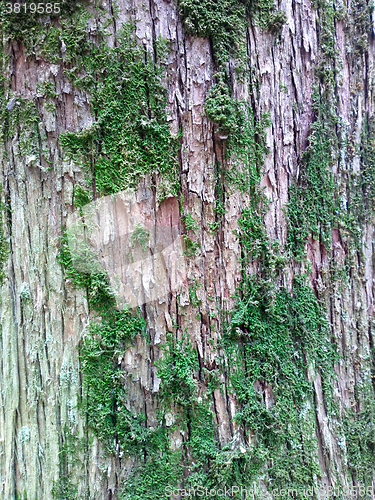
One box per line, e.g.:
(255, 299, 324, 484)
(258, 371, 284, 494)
(0, 0, 375, 498)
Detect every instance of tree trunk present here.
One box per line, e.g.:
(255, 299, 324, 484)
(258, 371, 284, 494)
(0, 0, 374, 498)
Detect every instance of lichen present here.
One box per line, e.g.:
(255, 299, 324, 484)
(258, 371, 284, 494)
(0, 185, 9, 285)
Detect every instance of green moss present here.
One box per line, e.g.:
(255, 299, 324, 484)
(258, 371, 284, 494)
(131, 223, 149, 252)
(59, 228, 149, 456)
(73, 185, 93, 208)
(201, 41, 342, 496)
(152, 79, 327, 497)
(205, 80, 270, 226)
(347, 0, 374, 56)
(287, 0, 375, 259)
(156, 332, 199, 407)
(285, 0, 375, 257)
(0, 96, 41, 159)
(80, 308, 147, 454)
(358, 115, 375, 214)
(287, 88, 338, 258)
(121, 447, 183, 500)
(341, 343, 375, 487)
(205, 82, 244, 136)
(60, 25, 180, 198)
(183, 235, 201, 257)
(181, 211, 200, 256)
(182, 212, 199, 233)
(0, 0, 90, 56)
(285, 0, 338, 255)
(286, 0, 340, 258)
(344, 395, 375, 486)
(59, 227, 191, 483)
(179, 0, 285, 67)
(58, 230, 116, 313)
(238, 209, 287, 278)
(224, 277, 337, 496)
(179, 0, 247, 67)
(36, 80, 58, 98)
(144, 273, 338, 498)
(184, 401, 266, 497)
(189, 278, 202, 308)
(313, 0, 336, 86)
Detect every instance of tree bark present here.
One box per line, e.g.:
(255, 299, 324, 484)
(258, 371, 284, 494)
(0, 0, 374, 498)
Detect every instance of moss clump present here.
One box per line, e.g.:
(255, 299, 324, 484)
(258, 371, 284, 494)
(205, 81, 244, 136)
(184, 404, 262, 497)
(224, 277, 337, 496)
(58, 230, 116, 312)
(60, 25, 180, 198)
(179, 0, 285, 67)
(343, 395, 375, 486)
(80, 308, 147, 454)
(0, 96, 41, 158)
(58, 231, 148, 456)
(51, 476, 78, 500)
(131, 223, 149, 252)
(121, 447, 183, 500)
(287, 88, 338, 258)
(313, 0, 336, 85)
(205, 80, 270, 200)
(73, 185, 93, 208)
(156, 332, 199, 407)
(153, 336, 249, 497)
(179, 0, 248, 67)
(0, 0, 89, 54)
(347, 0, 374, 56)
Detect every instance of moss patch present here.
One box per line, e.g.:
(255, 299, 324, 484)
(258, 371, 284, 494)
(179, 0, 286, 67)
(224, 277, 337, 497)
(287, 88, 338, 259)
(0, 0, 90, 55)
(80, 308, 147, 454)
(60, 24, 180, 199)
